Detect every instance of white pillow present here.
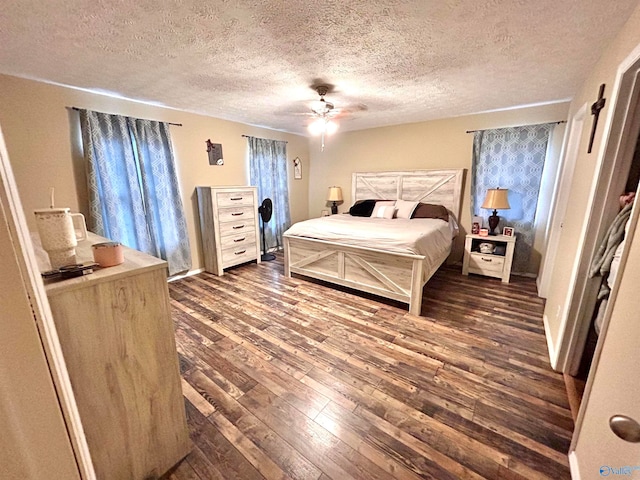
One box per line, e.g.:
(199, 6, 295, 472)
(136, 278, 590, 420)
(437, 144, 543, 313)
(395, 199, 419, 219)
(374, 205, 396, 219)
(371, 200, 396, 217)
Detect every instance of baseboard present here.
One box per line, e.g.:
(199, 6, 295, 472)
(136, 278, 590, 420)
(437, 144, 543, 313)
(568, 451, 581, 480)
(168, 267, 204, 283)
(543, 314, 559, 370)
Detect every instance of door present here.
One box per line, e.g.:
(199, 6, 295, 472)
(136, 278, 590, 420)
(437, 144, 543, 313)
(537, 103, 586, 299)
(569, 203, 640, 478)
(0, 138, 81, 479)
(0, 124, 94, 479)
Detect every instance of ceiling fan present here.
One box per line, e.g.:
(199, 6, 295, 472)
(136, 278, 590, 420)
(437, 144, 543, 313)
(307, 84, 340, 151)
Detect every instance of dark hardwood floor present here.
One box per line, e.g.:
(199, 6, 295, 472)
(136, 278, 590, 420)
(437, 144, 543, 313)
(166, 255, 572, 480)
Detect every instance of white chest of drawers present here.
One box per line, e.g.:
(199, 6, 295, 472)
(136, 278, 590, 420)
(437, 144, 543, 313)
(196, 186, 261, 275)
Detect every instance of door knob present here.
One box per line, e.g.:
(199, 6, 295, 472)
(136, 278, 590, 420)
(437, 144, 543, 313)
(610, 415, 640, 442)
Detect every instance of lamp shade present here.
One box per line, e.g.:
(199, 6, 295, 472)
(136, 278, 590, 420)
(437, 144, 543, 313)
(481, 188, 510, 210)
(327, 186, 343, 202)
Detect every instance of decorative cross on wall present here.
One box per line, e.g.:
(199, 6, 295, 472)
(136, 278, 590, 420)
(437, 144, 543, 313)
(588, 83, 606, 154)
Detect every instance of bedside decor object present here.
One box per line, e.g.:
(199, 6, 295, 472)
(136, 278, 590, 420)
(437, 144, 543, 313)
(471, 215, 482, 234)
(503, 226, 515, 237)
(481, 188, 510, 235)
(206, 139, 224, 165)
(479, 228, 489, 237)
(327, 186, 343, 214)
(478, 242, 495, 254)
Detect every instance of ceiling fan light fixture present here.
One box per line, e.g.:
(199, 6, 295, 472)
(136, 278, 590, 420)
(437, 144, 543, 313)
(308, 118, 338, 137)
(308, 118, 326, 136)
(325, 120, 338, 135)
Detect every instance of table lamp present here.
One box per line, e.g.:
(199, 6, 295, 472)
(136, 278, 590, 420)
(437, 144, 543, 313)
(481, 188, 510, 235)
(327, 186, 343, 214)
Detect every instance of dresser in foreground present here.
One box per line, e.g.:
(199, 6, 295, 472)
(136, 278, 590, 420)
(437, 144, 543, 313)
(38, 233, 190, 480)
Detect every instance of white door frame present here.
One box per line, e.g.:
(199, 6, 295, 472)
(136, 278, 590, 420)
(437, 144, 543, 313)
(557, 45, 640, 376)
(570, 45, 640, 473)
(0, 126, 96, 479)
(537, 103, 587, 299)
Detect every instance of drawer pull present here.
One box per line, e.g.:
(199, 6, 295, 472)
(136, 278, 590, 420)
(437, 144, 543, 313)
(231, 212, 244, 216)
(233, 237, 246, 243)
(235, 250, 247, 255)
(230, 197, 243, 201)
(232, 225, 245, 230)
(482, 258, 493, 262)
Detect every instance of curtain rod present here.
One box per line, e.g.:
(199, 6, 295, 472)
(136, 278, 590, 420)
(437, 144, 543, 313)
(465, 120, 566, 134)
(241, 134, 288, 143)
(69, 107, 183, 126)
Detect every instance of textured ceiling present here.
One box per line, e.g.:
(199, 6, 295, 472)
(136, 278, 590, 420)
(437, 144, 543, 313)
(0, 0, 638, 135)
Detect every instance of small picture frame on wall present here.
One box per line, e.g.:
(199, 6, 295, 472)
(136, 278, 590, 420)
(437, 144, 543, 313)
(206, 139, 224, 165)
(293, 157, 302, 179)
(503, 226, 515, 237)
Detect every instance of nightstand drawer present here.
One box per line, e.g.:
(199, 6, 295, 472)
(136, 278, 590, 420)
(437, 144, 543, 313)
(216, 191, 255, 207)
(469, 253, 504, 273)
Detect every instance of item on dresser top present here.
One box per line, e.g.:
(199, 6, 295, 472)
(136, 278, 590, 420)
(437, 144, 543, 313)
(34, 208, 87, 269)
(92, 241, 124, 267)
(41, 262, 98, 280)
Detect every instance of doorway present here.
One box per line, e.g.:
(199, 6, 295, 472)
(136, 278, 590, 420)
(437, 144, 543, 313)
(572, 130, 640, 403)
(556, 48, 640, 453)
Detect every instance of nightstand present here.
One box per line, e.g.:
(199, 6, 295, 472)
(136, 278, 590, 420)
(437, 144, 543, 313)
(462, 233, 516, 283)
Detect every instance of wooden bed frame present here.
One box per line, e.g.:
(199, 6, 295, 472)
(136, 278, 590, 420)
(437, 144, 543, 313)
(283, 169, 464, 315)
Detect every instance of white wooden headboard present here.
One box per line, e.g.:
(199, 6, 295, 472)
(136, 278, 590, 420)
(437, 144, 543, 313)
(351, 169, 465, 220)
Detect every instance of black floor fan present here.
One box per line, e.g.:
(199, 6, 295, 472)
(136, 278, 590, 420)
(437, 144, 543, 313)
(258, 198, 276, 261)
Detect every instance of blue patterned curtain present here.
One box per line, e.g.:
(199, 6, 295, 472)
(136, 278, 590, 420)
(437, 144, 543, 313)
(247, 137, 291, 251)
(79, 110, 191, 275)
(471, 123, 554, 274)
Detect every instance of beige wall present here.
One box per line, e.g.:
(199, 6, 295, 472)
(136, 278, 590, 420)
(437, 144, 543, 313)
(308, 103, 569, 265)
(543, 5, 640, 355)
(0, 74, 309, 272)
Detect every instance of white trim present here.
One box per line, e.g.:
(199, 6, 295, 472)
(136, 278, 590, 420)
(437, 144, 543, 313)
(568, 451, 581, 480)
(557, 52, 640, 374)
(569, 38, 640, 470)
(542, 314, 558, 370)
(168, 267, 204, 283)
